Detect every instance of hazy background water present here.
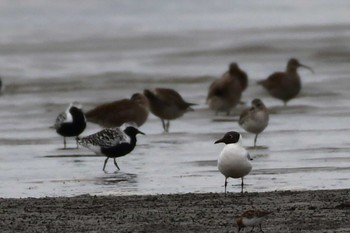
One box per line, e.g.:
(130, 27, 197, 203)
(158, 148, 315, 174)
(0, 0, 350, 197)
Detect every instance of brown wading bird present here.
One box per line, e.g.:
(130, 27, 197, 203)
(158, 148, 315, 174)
(207, 62, 248, 115)
(235, 209, 272, 233)
(258, 58, 314, 106)
(85, 93, 149, 128)
(239, 99, 269, 147)
(143, 88, 195, 132)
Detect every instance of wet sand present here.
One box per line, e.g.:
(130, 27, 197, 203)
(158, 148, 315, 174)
(1, 189, 349, 233)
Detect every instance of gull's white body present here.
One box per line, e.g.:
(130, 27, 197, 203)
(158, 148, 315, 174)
(218, 140, 252, 179)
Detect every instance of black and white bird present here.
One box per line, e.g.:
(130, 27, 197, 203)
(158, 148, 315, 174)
(51, 102, 86, 149)
(215, 131, 253, 194)
(77, 124, 145, 172)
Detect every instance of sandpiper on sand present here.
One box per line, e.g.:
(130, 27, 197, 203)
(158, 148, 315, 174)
(236, 209, 272, 233)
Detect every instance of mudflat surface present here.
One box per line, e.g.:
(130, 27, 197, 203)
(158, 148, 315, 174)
(0, 189, 349, 233)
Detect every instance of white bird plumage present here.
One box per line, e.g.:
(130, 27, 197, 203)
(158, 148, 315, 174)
(215, 131, 252, 194)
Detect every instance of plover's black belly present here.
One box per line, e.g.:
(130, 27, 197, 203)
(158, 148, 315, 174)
(56, 122, 86, 137)
(100, 143, 135, 158)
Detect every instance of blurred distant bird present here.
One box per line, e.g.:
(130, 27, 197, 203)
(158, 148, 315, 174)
(258, 58, 314, 106)
(239, 99, 269, 147)
(85, 93, 149, 128)
(78, 124, 144, 172)
(143, 88, 195, 132)
(236, 209, 272, 233)
(207, 63, 248, 115)
(215, 131, 252, 193)
(51, 102, 86, 149)
(0, 77, 3, 94)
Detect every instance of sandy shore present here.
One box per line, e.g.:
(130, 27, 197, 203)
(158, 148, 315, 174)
(0, 189, 349, 233)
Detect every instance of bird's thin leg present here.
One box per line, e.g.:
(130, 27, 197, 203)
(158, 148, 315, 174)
(250, 226, 255, 232)
(238, 226, 242, 233)
(254, 134, 258, 148)
(103, 157, 109, 172)
(241, 177, 244, 193)
(113, 158, 120, 171)
(224, 177, 228, 195)
(161, 119, 166, 132)
(75, 137, 79, 149)
(166, 121, 170, 132)
(259, 224, 264, 233)
(63, 137, 66, 149)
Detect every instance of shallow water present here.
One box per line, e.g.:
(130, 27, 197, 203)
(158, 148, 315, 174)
(0, 1, 350, 197)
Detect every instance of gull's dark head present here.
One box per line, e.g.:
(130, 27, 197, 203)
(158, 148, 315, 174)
(215, 131, 241, 144)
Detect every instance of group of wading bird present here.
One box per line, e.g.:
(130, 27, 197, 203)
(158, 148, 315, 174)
(51, 57, 313, 232)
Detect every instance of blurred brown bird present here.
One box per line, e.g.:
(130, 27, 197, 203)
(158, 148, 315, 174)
(258, 58, 314, 106)
(85, 93, 149, 128)
(236, 209, 272, 233)
(143, 88, 195, 132)
(207, 62, 248, 115)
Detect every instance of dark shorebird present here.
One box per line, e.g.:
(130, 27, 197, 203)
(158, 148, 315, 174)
(215, 131, 253, 194)
(207, 62, 248, 115)
(239, 99, 269, 147)
(78, 124, 144, 172)
(51, 102, 86, 149)
(236, 209, 272, 233)
(258, 58, 314, 106)
(85, 93, 149, 128)
(143, 88, 195, 132)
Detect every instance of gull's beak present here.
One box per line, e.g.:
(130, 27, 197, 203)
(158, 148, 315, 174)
(214, 138, 224, 144)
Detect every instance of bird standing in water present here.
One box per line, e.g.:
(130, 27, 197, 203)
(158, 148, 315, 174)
(239, 99, 269, 147)
(78, 124, 145, 172)
(52, 102, 86, 149)
(85, 93, 149, 128)
(207, 62, 248, 115)
(144, 88, 195, 132)
(258, 58, 313, 106)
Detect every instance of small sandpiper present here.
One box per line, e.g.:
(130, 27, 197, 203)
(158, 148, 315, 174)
(51, 102, 86, 149)
(239, 99, 269, 147)
(143, 88, 195, 132)
(215, 131, 252, 194)
(85, 93, 149, 128)
(207, 62, 248, 115)
(78, 123, 145, 172)
(258, 58, 314, 106)
(236, 209, 272, 233)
